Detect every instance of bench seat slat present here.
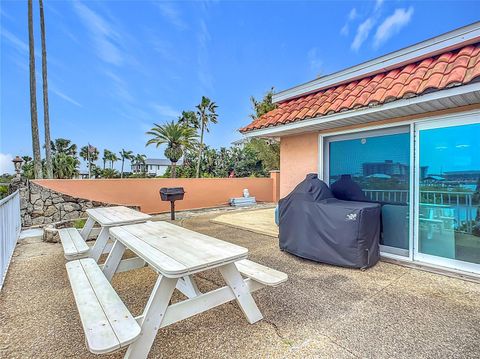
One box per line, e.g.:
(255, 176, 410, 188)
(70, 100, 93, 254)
(66, 259, 141, 354)
(236, 259, 288, 286)
(60, 228, 89, 260)
(81, 259, 141, 347)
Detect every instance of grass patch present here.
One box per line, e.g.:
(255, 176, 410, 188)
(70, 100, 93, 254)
(73, 218, 86, 229)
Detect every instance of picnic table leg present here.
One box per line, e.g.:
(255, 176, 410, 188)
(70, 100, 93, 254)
(89, 227, 110, 262)
(176, 275, 201, 298)
(102, 240, 126, 282)
(219, 263, 263, 324)
(79, 217, 95, 241)
(124, 275, 178, 359)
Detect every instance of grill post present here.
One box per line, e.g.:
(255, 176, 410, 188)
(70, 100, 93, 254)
(170, 201, 175, 220)
(159, 187, 185, 221)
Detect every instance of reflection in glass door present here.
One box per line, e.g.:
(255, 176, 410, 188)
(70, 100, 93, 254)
(325, 127, 411, 257)
(415, 119, 480, 273)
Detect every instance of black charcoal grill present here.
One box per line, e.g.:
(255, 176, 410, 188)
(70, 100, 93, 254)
(160, 187, 185, 220)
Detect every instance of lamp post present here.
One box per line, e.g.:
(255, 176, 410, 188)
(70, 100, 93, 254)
(12, 156, 24, 178)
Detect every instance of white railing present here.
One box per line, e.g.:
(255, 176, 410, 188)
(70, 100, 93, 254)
(0, 190, 21, 290)
(363, 189, 478, 233)
(363, 189, 409, 203)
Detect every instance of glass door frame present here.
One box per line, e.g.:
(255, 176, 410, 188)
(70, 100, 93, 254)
(413, 114, 480, 274)
(322, 125, 414, 260)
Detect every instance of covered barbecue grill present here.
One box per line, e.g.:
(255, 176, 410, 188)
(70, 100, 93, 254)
(278, 174, 381, 269)
(160, 187, 185, 220)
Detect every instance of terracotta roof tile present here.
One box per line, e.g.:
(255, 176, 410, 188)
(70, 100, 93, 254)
(241, 43, 480, 133)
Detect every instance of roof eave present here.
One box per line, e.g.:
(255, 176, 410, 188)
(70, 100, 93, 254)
(273, 22, 480, 104)
(243, 82, 480, 137)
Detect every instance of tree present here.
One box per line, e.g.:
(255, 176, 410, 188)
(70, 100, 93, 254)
(119, 149, 133, 178)
(52, 152, 79, 179)
(246, 138, 280, 172)
(51, 138, 77, 156)
(250, 87, 277, 120)
(28, 0, 42, 179)
(80, 145, 99, 178)
(21, 156, 35, 179)
(195, 96, 218, 178)
(102, 168, 119, 179)
(178, 110, 199, 129)
(146, 121, 197, 178)
(133, 153, 147, 174)
(109, 153, 118, 169)
(39, 0, 52, 178)
(102, 149, 113, 170)
(50, 138, 79, 178)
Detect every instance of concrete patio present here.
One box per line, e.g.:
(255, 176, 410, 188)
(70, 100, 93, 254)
(1, 208, 479, 358)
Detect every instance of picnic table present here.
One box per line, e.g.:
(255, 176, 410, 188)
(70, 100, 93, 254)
(65, 220, 287, 358)
(60, 206, 151, 261)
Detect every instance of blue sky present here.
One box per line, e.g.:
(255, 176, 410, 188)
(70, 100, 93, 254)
(1, 0, 479, 173)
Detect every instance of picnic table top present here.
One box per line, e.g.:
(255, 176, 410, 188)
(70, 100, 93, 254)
(86, 206, 151, 227)
(109, 221, 248, 277)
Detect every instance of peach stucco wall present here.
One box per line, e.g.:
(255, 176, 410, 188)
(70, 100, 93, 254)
(280, 132, 319, 198)
(33, 178, 275, 214)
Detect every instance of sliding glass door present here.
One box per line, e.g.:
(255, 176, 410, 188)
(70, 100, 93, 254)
(324, 127, 411, 257)
(415, 117, 480, 273)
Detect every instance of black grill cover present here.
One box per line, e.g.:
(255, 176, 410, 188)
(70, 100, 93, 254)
(278, 174, 381, 269)
(331, 174, 368, 202)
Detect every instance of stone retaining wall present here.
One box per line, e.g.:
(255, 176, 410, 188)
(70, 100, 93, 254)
(9, 178, 115, 227)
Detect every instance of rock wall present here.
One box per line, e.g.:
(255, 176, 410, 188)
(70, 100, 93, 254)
(9, 178, 114, 227)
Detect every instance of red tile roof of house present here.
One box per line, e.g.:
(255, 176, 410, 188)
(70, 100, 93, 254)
(240, 43, 480, 133)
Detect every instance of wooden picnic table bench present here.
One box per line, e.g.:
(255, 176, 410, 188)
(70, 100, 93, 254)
(59, 206, 151, 261)
(65, 220, 287, 358)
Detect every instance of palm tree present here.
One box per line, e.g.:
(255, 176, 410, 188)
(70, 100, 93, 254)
(53, 152, 79, 179)
(133, 153, 147, 174)
(178, 110, 199, 129)
(178, 110, 199, 166)
(119, 149, 133, 178)
(146, 121, 197, 178)
(51, 138, 77, 156)
(109, 153, 119, 169)
(28, 0, 42, 179)
(22, 155, 33, 163)
(39, 0, 52, 178)
(80, 145, 99, 178)
(102, 149, 112, 170)
(102, 168, 118, 179)
(195, 96, 218, 178)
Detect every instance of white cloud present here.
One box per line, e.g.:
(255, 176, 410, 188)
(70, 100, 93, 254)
(197, 18, 213, 93)
(0, 27, 28, 53)
(50, 86, 82, 107)
(374, 7, 414, 48)
(307, 47, 323, 76)
(375, 0, 384, 11)
(0, 153, 14, 174)
(151, 104, 179, 119)
(349, 8, 358, 21)
(340, 7, 358, 36)
(151, 38, 173, 59)
(154, 1, 187, 30)
(104, 71, 134, 102)
(72, 1, 124, 65)
(351, 18, 375, 51)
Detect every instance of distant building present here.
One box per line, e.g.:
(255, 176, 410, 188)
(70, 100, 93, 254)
(443, 170, 480, 182)
(131, 158, 183, 177)
(362, 160, 428, 180)
(362, 160, 409, 178)
(231, 137, 250, 148)
(77, 171, 90, 179)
